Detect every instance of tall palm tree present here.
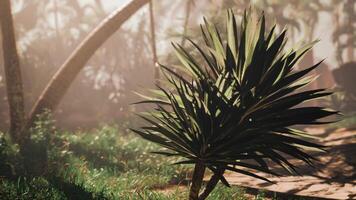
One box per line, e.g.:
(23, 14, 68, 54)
(134, 10, 337, 200)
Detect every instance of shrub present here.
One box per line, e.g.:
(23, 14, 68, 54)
(133, 10, 337, 200)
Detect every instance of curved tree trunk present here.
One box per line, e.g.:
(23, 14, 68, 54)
(26, 0, 149, 131)
(0, 0, 26, 143)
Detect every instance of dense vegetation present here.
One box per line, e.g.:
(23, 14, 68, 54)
(0, 119, 187, 199)
(1, 120, 312, 200)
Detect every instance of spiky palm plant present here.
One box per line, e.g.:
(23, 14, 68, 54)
(132, 10, 337, 200)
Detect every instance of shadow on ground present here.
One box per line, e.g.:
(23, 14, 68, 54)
(225, 128, 356, 200)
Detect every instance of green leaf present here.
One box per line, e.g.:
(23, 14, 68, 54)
(133, 9, 338, 189)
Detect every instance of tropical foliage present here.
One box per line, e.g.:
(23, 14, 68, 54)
(133, 10, 337, 199)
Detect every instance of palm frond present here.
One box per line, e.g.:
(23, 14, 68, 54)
(133, 9, 337, 184)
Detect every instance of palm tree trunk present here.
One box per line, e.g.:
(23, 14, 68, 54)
(149, 0, 159, 85)
(26, 0, 149, 132)
(189, 162, 206, 200)
(198, 168, 225, 200)
(0, 0, 26, 143)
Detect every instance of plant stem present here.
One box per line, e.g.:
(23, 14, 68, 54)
(189, 162, 206, 200)
(198, 167, 225, 200)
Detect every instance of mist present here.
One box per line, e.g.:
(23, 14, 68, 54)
(0, 0, 355, 199)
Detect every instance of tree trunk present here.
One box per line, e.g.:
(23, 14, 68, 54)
(149, 0, 159, 85)
(26, 0, 149, 132)
(189, 162, 206, 200)
(346, 0, 354, 62)
(347, 36, 354, 62)
(198, 168, 225, 200)
(0, 0, 26, 143)
(181, 0, 193, 46)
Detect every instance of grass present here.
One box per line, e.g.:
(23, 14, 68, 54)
(47, 125, 193, 199)
(0, 177, 66, 200)
(0, 124, 322, 199)
(1, 125, 193, 199)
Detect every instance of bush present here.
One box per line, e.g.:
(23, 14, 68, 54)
(133, 10, 337, 199)
(0, 132, 22, 178)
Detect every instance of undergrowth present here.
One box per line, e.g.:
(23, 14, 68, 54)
(0, 118, 314, 199)
(0, 121, 194, 199)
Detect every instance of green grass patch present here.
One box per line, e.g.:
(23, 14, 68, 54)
(1, 125, 315, 199)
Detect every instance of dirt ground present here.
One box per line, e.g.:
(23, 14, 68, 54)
(155, 128, 355, 199)
(225, 128, 356, 200)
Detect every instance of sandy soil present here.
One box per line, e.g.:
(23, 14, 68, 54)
(224, 128, 356, 200)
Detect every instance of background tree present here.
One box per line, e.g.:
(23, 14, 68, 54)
(328, 0, 355, 113)
(0, 0, 151, 176)
(0, 0, 348, 131)
(332, 0, 355, 64)
(149, 0, 159, 85)
(26, 0, 149, 130)
(0, 0, 154, 131)
(181, 0, 194, 46)
(0, 0, 26, 143)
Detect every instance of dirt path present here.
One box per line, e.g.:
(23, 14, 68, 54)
(225, 128, 356, 200)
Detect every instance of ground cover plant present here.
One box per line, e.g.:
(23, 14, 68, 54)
(0, 123, 192, 199)
(1, 123, 302, 200)
(133, 10, 337, 200)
